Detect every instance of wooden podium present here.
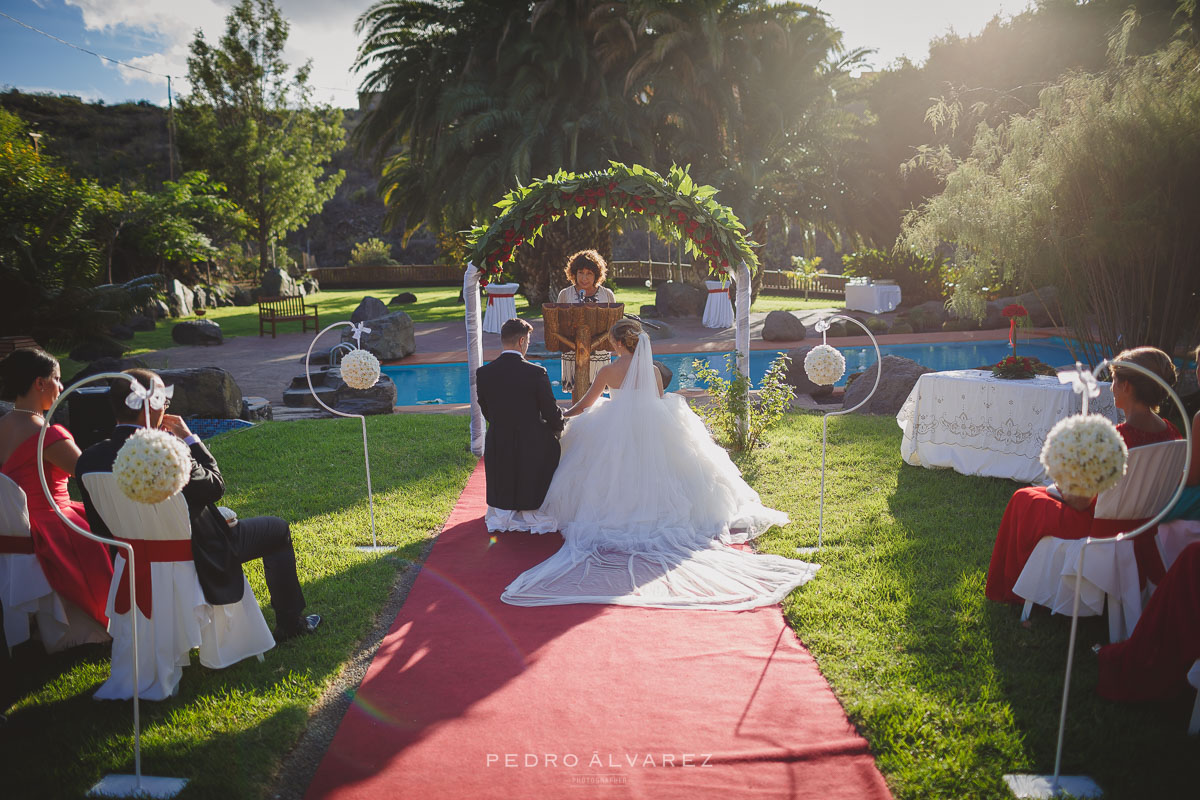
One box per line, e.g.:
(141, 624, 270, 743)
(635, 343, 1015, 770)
(542, 303, 624, 403)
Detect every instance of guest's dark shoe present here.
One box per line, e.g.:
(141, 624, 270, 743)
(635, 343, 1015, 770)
(274, 614, 322, 643)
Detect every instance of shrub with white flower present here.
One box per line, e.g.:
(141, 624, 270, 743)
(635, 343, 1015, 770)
(113, 428, 192, 505)
(341, 348, 381, 390)
(1040, 414, 1128, 497)
(804, 344, 846, 386)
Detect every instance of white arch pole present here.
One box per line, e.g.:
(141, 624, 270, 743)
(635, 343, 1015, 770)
(465, 263, 486, 457)
(735, 261, 751, 440)
(36, 372, 187, 798)
(1005, 358, 1191, 799)
(796, 315, 882, 554)
(304, 323, 390, 552)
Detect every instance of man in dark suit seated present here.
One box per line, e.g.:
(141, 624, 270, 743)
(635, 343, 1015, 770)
(75, 368, 320, 642)
(476, 318, 565, 532)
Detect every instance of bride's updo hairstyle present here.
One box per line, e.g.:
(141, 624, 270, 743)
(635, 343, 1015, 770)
(608, 318, 642, 353)
(0, 347, 57, 401)
(1111, 346, 1176, 412)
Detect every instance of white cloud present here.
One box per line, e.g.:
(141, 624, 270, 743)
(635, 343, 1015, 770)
(64, 0, 368, 103)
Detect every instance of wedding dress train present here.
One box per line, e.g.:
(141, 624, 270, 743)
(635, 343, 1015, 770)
(501, 333, 818, 610)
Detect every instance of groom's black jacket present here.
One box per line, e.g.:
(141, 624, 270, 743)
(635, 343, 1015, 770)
(476, 352, 565, 510)
(76, 426, 246, 606)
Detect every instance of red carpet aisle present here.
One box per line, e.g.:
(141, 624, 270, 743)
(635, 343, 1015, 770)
(306, 463, 892, 799)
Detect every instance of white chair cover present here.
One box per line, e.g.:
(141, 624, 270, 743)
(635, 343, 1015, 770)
(1013, 439, 1190, 642)
(701, 280, 734, 329)
(82, 473, 274, 701)
(465, 264, 486, 457)
(481, 282, 520, 334)
(1157, 520, 1200, 573)
(0, 472, 91, 652)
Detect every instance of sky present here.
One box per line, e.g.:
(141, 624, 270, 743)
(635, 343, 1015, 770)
(0, 0, 1018, 108)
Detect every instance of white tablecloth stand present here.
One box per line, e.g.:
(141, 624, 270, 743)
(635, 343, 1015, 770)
(482, 283, 520, 334)
(845, 283, 902, 314)
(896, 369, 1119, 483)
(702, 280, 734, 329)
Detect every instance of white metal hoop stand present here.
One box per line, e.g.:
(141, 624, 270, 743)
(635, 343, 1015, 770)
(796, 315, 881, 555)
(36, 372, 187, 798)
(1004, 358, 1191, 799)
(304, 323, 392, 552)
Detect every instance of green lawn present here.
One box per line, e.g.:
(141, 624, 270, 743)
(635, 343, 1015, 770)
(742, 414, 1197, 800)
(9, 410, 1180, 800)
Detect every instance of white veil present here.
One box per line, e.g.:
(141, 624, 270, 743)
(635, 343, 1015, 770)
(620, 332, 656, 396)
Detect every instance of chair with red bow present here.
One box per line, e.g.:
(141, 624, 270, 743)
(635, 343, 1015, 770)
(0, 472, 96, 653)
(81, 472, 275, 700)
(1013, 438, 1189, 642)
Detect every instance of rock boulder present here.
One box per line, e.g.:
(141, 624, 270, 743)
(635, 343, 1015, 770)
(164, 279, 195, 317)
(69, 339, 126, 362)
(654, 282, 706, 317)
(324, 369, 398, 416)
(156, 366, 243, 419)
(843, 355, 931, 415)
(351, 296, 389, 324)
(389, 292, 418, 305)
(341, 310, 416, 360)
(260, 269, 300, 298)
(67, 357, 149, 388)
(171, 319, 223, 346)
(761, 310, 807, 342)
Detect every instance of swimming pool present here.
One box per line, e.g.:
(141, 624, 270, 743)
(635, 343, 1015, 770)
(382, 337, 1092, 406)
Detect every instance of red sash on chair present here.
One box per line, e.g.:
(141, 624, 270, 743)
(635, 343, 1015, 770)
(486, 293, 515, 306)
(113, 537, 194, 618)
(0, 535, 35, 554)
(708, 288, 729, 294)
(1088, 517, 1166, 587)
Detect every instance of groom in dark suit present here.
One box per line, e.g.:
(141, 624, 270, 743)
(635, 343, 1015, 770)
(75, 368, 320, 642)
(476, 318, 565, 520)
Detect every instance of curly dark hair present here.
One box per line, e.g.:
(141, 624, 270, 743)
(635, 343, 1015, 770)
(1111, 346, 1177, 412)
(564, 249, 608, 287)
(0, 347, 58, 401)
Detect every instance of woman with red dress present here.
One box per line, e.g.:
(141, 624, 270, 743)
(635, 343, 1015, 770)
(986, 347, 1182, 604)
(0, 348, 113, 641)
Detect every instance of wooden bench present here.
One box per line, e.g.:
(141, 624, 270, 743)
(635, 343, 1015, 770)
(257, 296, 319, 338)
(0, 336, 40, 357)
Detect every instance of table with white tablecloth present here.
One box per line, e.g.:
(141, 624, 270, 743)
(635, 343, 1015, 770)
(702, 279, 734, 329)
(481, 283, 520, 334)
(844, 283, 902, 314)
(896, 369, 1120, 483)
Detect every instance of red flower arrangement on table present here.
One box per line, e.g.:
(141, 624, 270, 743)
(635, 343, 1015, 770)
(468, 163, 753, 288)
(992, 355, 1037, 379)
(1002, 304, 1029, 354)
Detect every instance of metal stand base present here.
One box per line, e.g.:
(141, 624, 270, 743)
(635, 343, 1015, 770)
(1003, 774, 1102, 798)
(88, 774, 188, 798)
(355, 544, 396, 553)
(795, 546, 821, 555)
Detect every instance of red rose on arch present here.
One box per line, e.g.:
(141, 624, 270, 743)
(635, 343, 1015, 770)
(1002, 304, 1029, 318)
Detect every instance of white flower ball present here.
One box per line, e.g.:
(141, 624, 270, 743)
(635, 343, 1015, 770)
(804, 344, 846, 386)
(1040, 414, 1128, 497)
(113, 428, 192, 505)
(341, 348, 381, 390)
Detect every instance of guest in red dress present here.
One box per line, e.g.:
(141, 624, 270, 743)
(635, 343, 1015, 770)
(1097, 541, 1200, 701)
(986, 347, 1181, 604)
(0, 348, 114, 629)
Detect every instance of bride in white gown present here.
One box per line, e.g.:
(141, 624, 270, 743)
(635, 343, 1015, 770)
(501, 318, 819, 610)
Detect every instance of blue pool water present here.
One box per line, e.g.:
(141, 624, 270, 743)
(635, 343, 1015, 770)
(382, 337, 1092, 406)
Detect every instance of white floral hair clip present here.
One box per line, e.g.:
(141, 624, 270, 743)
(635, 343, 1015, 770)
(124, 382, 174, 411)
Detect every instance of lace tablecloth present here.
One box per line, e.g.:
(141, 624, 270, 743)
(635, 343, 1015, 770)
(844, 283, 902, 314)
(702, 280, 734, 329)
(896, 369, 1120, 483)
(482, 283, 520, 334)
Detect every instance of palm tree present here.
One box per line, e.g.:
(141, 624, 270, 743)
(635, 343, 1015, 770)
(354, 0, 651, 302)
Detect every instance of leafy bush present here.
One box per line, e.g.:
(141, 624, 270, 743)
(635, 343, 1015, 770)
(825, 321, 849, 338)
(841, 248, 948, 305)
(690, 354, 794, 451)
(865, 317, 889, 334)
(889, 321, 914, 335)
(348, 238, 397, 266)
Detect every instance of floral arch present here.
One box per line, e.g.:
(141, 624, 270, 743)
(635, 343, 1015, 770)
(466, 162, 759, 285)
